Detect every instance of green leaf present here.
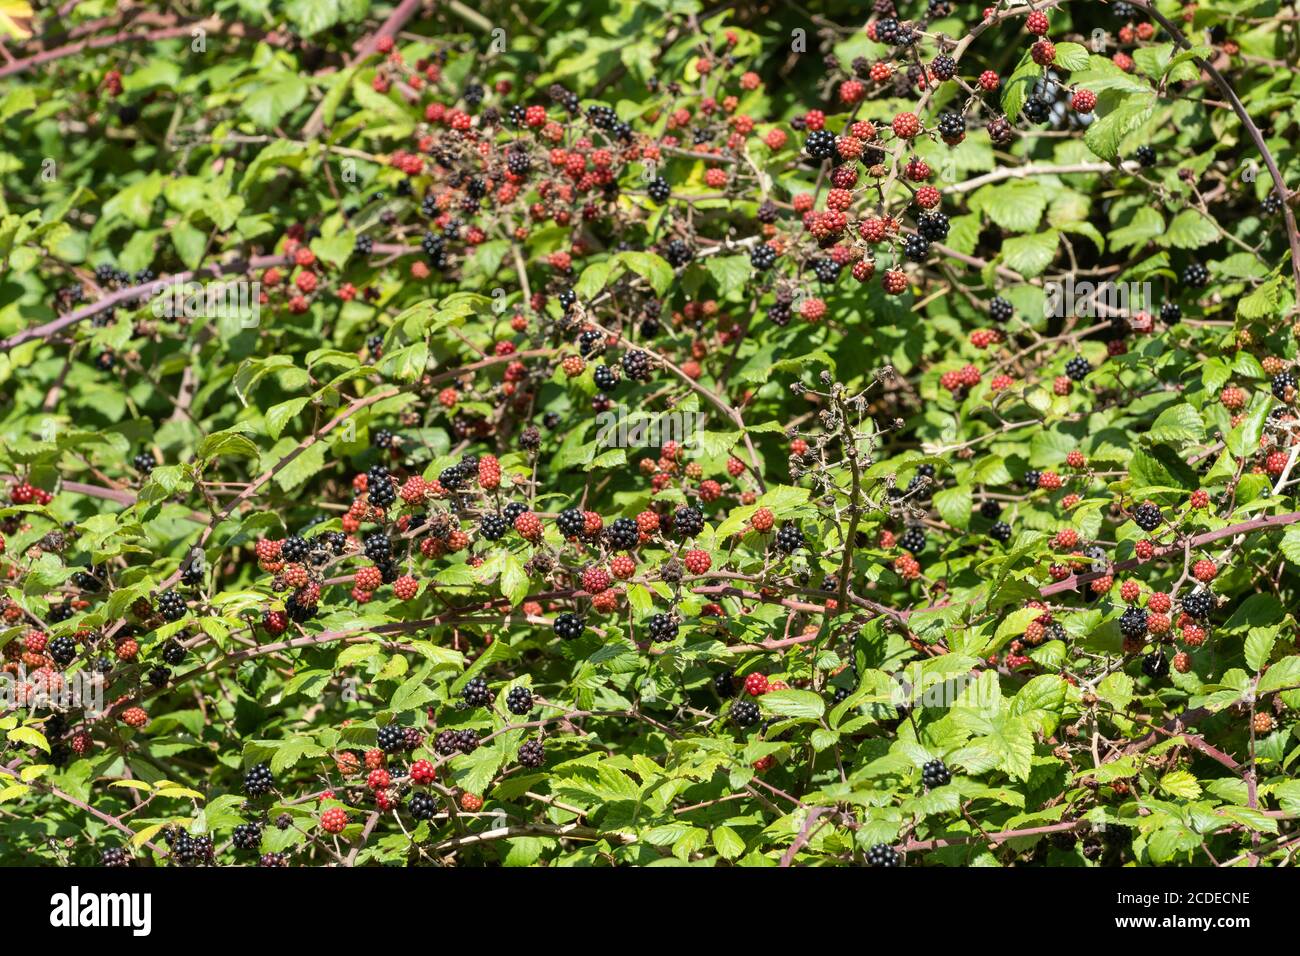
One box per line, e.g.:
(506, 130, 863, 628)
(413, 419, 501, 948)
(758, 690, 824, 720)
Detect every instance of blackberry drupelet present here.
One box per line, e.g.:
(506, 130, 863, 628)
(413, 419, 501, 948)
(1135, 145, 1156, 166)
(101, 847, 131, 867)
(936, 111, 964, 139)
(714, 670, 736, 697)
(281, 535, 309, 562)
(904, 235, 930, 261)
(622, 349, 652, 381)
(161, 639, 186, 666)
(812, 258, 842, 283)
(49, 635, 76, 665)
(647, 612, 679, 643)
(1160, 301, 1181, 324)
(1271, 371, 1296, 401)
(503, 501, 528, 523)
(1182, 261, 1209, 287)
(594, 364, 618, 390)
(917, 211, 949, 241)
(980, 499, 1002, 520)
(751, 243, 778, 271)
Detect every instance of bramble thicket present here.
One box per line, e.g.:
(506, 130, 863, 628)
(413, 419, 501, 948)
(1, 0, 1300, 868)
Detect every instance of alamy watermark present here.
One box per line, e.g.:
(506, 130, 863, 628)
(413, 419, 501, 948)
(890, 665, 999, 714)
(0, 665, 105, 717)
(1044, 276, 1151, 319)
(150, 279, 261, 326)
(594, 406, 707, 449)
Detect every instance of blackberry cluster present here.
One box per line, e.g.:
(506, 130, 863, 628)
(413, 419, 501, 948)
(161, 639, 186, 666)
(506, 149, 530, 176)
(133, 452, 156, 473)
(647, 613, 679, 643)
(355, 234, 373, 255)
(503, 501, 528, 523)
(714, 670, 736, 697)
(751, 243, 777, 270)
(731, 700, 761, 727)
(931, 53, 956, 80)
(664, 239, 693, 267)
(1119, 605, 1148, 638)
(1160, 301, 1181, 324)
(243, 763, 274, 797)
(1065, 356, 1091, 381)
(377, 723, 406, 753)
(435, 728, 480, 755)
(1262, 193, 1283, 215)
(1182, 590, 1214, 620)
(980, 499, 1002, 520)
(899, 526, 926, 554)
(775, 523, 805, 552)
(989, 520, 1012, 543)
(506, 685, 533, 715)
(408, 791, 437, 821)
(647, 176, 671, 203)
(364, 532, 392, 563)
(518, 739, 545, 768)
(605, 517, 640, 550)
(101, 847, 131, 867)
(1023, 96, 1051, 123)
(421, 231, 448, 268)
(805, 129, 838, 160)
(156, 590, 186, 621)
(232, 823, 262, 851)
(1132, 502, 1162, 532)
(674, 506, 705, 538)
(554, 612, 586, 639)
(866, 844, 901, 867)
(989, 296, 1013, 322)
(49, 635, 76, 665)
(462, 676, 492, 707)
(1135, 145, 1156, 166)
(921, 759, 951, 788)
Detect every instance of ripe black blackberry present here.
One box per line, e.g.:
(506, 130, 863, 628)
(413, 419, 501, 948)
(1142, 650, 1169, 678)
(1262, 192, 1283, 215)
(1182, 261, 1209, 287)
(866, 843, 901, 867)
(133, 451, 155, 473)
(147, 666, 170, 688)
(664, 239, 693, 267)
(1119, 605, 1148, 639)
(989, 296, 1013, 322)
(232, 822, 262, 851)
(180, 558, 205, 586)
(647, 176, 671, 203)
(812, 258, 842, 284)
(408, 791, 437, 821)
(1182, 589, 1214, 620)
(518, 739, 545, 768)
(363, 531, 392, 562)
(557, 508, 586, 537)
(594, 364, 618, 390)
(322, 530, 347, 555)
(506, 685, 533, 715)
(805, 129, 838, 160)
(74, 569, 103, 590)
(49, 635, 76, 665)
(438, 465, 467, 491)
(714, 670, 736, 697)
(368, 474, 396, 507)
(578, 328, 604, 357)
(930, 54, 956, 80)
(156, 590, 186, 621)
(899, 526, 926, 554)
(903, 234, 930, 261)
(1113, 0, 1134, 16)
(775, 523, 805, 552)
(989, 520, 1012, 542)
(587, 104, 617, 128)
(503, 502, 528, 523)
(980, 499, 1002, 520)
(604, 517, 640, 550)
(987, 115, 1013, 145)
(355, 235, 373, 257)
(101, 847, 131, 867)
(731, 699, 760, 727)
(622, 349, 652, 381)
(1271, 371, 1296, 401)
(243, 763, 274, 797)
(462, 676, 492, 707)
(434, 730, 460, 756)
(674, 505, 705, 538)
(875, 16, 900, 43)
(553, 612, 586, 640)
(377, 723, 406, 753)
(281, 535, 309, 562)
(1065, 355, 1091, 382)
(454, 728, 480, 753)
(917, 211, 949, 241)
(768, 301, 791, 326)
(1135, 145, 1156, 166)
(751, 243, 777, 271)
(506, 149, 531, 176)
(1159, 301, 1181, 324)
(161, 639, 186, 666)
(647, 612, 679, 643)
(480, 513, 507, 540)
(1132, 502, 1162, 532)
(757, 200, 780, 224)
(921, 758, 951, 788)
(936, 111, 964, 140)
(1023, 95, 1051, 123)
